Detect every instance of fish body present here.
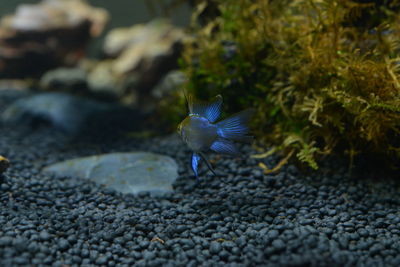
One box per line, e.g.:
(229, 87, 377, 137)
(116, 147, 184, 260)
(177, 94, 253, 178)
(179, 115, 217, 152)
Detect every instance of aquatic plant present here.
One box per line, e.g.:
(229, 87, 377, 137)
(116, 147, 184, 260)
(180, 0, 400, 170)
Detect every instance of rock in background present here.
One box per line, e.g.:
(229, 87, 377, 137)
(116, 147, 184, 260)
(37, 19, 186, 114)
(0, 0, 109, 78)
(0, 1, 187, 131)
(87, 19, 185, 108)
(1, 92, 141, 135)
(40, 67, 88, 93)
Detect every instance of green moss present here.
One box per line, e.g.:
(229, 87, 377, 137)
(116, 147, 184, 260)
(180, 0, 400, 169)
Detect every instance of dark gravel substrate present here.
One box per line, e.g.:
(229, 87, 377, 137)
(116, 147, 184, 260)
(0, 91, 400, 267)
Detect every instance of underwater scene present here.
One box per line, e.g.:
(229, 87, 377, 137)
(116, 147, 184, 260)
(0, 0, 400, 266)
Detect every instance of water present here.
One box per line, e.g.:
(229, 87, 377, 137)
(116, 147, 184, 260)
(0, 0, 191, 56)
(0, 0, 190, 26)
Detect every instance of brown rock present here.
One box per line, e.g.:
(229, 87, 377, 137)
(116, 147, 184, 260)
(0, 0, 109, 78)
(88, 19, 185, 105)
(0, 156, 10, 174)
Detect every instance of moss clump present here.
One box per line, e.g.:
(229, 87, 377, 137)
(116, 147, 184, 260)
(179, 0, 400, 170)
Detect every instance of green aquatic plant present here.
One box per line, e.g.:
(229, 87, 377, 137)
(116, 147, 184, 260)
(179, 0, 400, 170)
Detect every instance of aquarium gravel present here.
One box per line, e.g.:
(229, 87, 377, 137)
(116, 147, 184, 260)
(0, 92, 400, 266)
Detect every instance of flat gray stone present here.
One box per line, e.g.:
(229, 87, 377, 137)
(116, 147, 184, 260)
(43, 152, 178, 195)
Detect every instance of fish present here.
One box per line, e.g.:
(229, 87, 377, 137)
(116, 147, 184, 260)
(177, 94, 253, 178)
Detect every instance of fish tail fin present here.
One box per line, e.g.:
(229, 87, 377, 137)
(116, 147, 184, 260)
(216, 108, 254, 141)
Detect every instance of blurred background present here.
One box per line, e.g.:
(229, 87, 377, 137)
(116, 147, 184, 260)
(0, 0, 193, 136)
(1, 0, 400, 170)
(0, 0, 191, 35)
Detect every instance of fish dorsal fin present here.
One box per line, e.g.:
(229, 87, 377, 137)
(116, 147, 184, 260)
(188, 94, 223, 123)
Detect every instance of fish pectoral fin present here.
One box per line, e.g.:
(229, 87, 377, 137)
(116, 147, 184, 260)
(199, 152, 217, 176)
(188, 94, 223, 123)
(191, 152, 201, 177)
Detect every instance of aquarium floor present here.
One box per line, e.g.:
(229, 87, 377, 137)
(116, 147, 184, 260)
(0, 99, 400, 267)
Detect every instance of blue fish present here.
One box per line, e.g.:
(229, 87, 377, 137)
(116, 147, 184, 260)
(177, 94, 253, 178)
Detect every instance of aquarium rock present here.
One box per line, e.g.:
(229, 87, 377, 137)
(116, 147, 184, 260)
(1, 92, 139, 134)
(88, 19, 185, 105)
(0, 0, 109, 78)
(103, 19, 184, 58)
(0, 156, 9, 174)
(43, 152, 179, 195)
(87, 61, 124, 98)
(40, 67, 88, 92)
(152, 70, 186, 99)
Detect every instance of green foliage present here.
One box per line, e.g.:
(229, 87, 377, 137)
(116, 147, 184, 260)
(180, 0, 400, 169)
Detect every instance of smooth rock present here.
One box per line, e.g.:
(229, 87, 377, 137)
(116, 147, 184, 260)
(1, 92, 139, 134)
(88, 19, 185, 104)
(152, 70, 186, 99)
(43, 152, 179, 195)
(0, 0, 109, 78)
(103, 19, 183, 58)
(86, 61, 125, 98)
(40, 67, 88, 92)
(4, 0, 107, 32)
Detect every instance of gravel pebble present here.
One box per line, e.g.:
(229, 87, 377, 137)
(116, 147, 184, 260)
(0, 90, 399, 266)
